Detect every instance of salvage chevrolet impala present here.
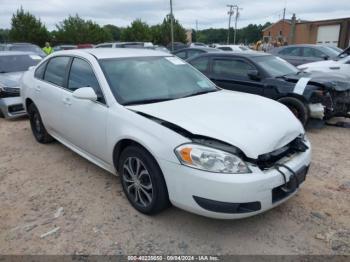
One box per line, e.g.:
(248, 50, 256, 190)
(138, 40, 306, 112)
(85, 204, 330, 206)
(21, 49, 311, 219)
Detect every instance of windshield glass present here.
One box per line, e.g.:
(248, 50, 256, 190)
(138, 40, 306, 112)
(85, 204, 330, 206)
(0, 54, 41, 73)
(255, 55, 299, 77)
(9, 45, 46, 56)
(100, 56, 217, 105)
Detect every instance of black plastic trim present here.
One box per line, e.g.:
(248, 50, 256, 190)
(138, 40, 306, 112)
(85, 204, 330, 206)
(193, 196, 261, 214)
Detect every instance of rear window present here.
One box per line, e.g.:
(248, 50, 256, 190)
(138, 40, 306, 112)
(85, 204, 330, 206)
(44, 57, 70, 87)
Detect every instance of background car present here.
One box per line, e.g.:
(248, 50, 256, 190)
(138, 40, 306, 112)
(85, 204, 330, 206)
(190, 42, 208, 48)
(0, 51, 41, 119)
(21, 48, 311, 219)
(269, 44, 340, 66)
(172, 47, 221, 60)
(53, 45, 77, 51)
(298, 55, 350, 78)
(166, 42, 187, 51)
(0, 43, 46, 57)
(215, 44, 252, 53)
(95, 42, 153, 49)
(187, 52, 350, 126)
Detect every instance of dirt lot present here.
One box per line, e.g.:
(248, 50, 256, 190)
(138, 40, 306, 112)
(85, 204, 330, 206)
(0, 117, 349, 255)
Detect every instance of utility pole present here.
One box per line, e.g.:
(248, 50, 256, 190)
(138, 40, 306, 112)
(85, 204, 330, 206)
(233, 6, 242, 44)
(196, 20, 198, 32)
(227, 4, 242, 45)
(226, 5, 234, 44)
(170, 0, 174, 51)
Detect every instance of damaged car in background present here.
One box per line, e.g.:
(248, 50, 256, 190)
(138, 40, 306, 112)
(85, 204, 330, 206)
(21, 49, 311, 219)
(0, 51, 42, 119)
(187, 52, 350, 126)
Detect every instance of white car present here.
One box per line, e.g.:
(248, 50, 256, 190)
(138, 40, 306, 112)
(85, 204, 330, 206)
(215, 44, 253, 53)
(298, 56, 350, 78)
(21, 49, 311, 219)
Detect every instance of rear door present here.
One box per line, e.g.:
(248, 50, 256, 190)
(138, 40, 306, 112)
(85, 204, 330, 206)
(33, 56, 70, 135)
(208, 57, 264, 95)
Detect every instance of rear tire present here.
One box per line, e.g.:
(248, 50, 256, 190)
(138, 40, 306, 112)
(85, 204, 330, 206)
(28, 103, 54, 143)
(278, 97, 309, 127)
(118, 145, 170, 215)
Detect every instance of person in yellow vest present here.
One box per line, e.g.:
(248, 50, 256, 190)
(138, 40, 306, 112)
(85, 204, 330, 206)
(42, 42, 53, 55)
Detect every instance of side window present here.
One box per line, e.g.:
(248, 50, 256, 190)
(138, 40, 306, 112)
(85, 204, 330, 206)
(68, 58, 105, 104)
(279, 47, 300, 56)
(303, 47, 324, 58)
(34, 61, 48, 80)
(190, 57, 209, 73)
(44, 57, 70, 86)
(175, 51, 187, 59)
(212, 59, 255, 77)
(96, 44, 113, 48)
(218, 47, 232, 51)
(187, 50, 204, 58)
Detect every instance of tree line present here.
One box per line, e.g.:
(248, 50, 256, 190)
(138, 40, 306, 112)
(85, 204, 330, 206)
(0, 7, 269, 47)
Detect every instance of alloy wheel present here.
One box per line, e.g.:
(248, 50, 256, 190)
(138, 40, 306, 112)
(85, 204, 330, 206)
(122, 157, 153, 208)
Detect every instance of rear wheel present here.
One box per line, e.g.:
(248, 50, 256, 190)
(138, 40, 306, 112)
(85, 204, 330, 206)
(278, 97, 309, 126)
(28, 103, 54, 143)
(118, 145, 170, 215)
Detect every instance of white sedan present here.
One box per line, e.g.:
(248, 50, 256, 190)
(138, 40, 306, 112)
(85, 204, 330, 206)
(298, 56, 350, 78)
(21, 49, 311, 219)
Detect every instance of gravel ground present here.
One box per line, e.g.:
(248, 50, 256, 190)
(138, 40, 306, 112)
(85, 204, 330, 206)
(0, 117, 349, 255)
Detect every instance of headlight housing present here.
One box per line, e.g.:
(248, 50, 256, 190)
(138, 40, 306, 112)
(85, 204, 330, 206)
(175, 144, 251, 174)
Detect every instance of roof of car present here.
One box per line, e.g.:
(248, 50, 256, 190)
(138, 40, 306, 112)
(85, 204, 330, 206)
(188, 51, 270, 60)
(174, 47, 220, 53)
(0, 51, 36, 56)
(53, 48, 170, 59)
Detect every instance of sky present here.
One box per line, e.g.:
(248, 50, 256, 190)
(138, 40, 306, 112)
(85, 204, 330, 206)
(0, 0, 350, 30)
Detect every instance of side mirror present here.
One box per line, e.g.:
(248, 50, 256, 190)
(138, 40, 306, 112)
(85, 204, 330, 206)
(72, 87, 97, 101)
(247, 70, 260, 81)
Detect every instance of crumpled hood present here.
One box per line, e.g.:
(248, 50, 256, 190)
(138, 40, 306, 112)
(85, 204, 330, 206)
(127, 90, 304, 159)
(283, 71, 350, 91)
(0, 72, 24, 88)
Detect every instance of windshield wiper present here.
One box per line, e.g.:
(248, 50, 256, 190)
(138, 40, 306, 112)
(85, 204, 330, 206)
(182, 89, 219, 98)
(123, 98, 174, 106)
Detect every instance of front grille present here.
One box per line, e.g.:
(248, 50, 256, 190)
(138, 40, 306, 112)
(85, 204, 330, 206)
(255, 137, 308, 170)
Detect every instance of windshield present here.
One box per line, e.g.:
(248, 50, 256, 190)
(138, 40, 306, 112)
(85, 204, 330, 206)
(255, 55, 299, 77)
(100, 56, 217, 105)
(0, 54, 41, 73)
(9, 45, 46, 57)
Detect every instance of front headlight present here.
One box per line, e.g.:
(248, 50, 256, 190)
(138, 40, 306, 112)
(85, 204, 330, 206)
(175, 144, 251, 174)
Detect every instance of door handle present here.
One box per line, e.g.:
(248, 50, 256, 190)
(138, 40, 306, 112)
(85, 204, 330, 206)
(62, 97, 72, 106)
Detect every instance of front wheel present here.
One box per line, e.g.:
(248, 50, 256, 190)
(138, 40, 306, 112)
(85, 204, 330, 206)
(118, 145, 170, 215)
(278, 97, 310, 127)
(28, 103, 54, 143)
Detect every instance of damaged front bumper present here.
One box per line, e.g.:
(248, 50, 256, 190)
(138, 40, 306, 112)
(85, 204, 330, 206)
(0, 97, 26, 119)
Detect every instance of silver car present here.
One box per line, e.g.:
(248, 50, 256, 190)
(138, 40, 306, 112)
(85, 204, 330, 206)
(0, 51, 41, 119)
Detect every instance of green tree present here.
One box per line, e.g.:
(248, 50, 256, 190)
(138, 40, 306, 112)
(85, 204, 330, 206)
(9, 7, 50, 46)
(0, 29, 10, 43)
(103, 24, 123, 41)
(156, 15, 187, 46)
(120, 19, 151, 42)
(54, 15, 112, 44)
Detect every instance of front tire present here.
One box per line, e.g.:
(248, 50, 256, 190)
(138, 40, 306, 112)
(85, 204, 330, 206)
(118, 145, 170, 215)
(28, 103, 54, 144)
(278, 97, 309, 126)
